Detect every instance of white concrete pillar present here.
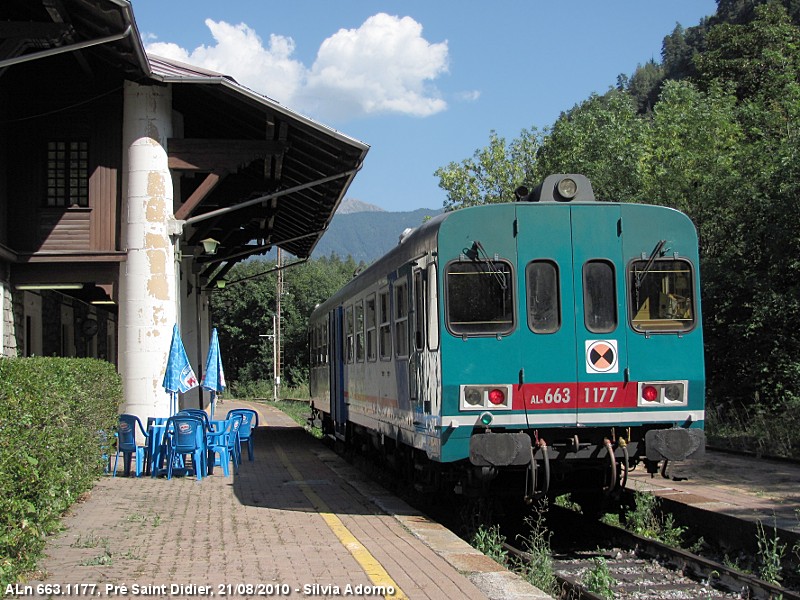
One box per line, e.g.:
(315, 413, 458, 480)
(119, 81, 176, 421)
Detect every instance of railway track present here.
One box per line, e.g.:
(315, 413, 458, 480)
(505, 505, 800, 599)
(327, 431, 800, 598)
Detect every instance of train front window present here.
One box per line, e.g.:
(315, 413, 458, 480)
(446, 260, 514, 335)
(526, 260, 560, 334)
(629, 259, 695, 332)
(583, 260, 617, 334)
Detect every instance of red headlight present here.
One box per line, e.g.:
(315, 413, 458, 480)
(488, 388, 505, 405)
(642, 385, 658, 402)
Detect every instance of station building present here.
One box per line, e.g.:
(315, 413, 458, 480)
(0, 0, 368, 420)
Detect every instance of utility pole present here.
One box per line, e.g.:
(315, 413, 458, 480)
(259, 325, 277, 402)
(275, 248, 282, 400)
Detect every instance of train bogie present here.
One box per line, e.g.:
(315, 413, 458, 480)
(309, 174, 705, 500)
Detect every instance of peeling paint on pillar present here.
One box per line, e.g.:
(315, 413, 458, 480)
(119, 81, 177, 425)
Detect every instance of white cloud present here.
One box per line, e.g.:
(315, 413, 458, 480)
(456, 90, 481, 102)
(300, 13, 449, 119)
(146, 20, 305, 105)
(143, 14, 449, 122)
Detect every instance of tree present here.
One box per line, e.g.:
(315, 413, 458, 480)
(641, 79, 743, 254)
(627, 59, 665, 113)
(535, 90, 646, 202)
(210, 254, 357, 389)
(696, 2, 800, 101)
(691, 2, 800, 412)
(434, 128, 542, 211)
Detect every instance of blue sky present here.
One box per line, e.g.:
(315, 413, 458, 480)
(131, 1, 717, 212)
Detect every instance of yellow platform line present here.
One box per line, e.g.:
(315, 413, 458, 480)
(275, 445, 408, 600)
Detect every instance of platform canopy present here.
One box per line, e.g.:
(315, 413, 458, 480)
(2, 0, 370, 286)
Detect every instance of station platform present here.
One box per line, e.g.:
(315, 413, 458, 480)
(627, 448, 800, 535)
(25, 400, 549, 600)
(626, 447, 800, 557)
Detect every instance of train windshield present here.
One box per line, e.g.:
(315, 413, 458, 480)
(629, 258, 695, 332)
(445, 260, 514, 335)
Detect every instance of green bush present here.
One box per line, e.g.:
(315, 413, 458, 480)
(0, 357, 121, 587)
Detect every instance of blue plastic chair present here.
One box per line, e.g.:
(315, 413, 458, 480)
(226, 408, 259, 461)
(178, 409, 220, 472)
(179, 409, 211, 431)
(146, 417, 170, 477)
(164, 415, 207, 481)
(113, 414, 149, 477)
(207, 414, 243, 477)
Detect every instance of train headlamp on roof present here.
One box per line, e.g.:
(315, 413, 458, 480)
(518, 174, 596, 203)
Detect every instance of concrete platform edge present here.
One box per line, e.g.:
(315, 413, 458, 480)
(315, 446, 552, 600)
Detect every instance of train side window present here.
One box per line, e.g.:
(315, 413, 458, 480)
(312, 326, 318, 367)
(394, 278, 409, 358)
(355, 300, 365, 362)
(629, 259, 695, 332)
(427, 264, 439, 351)
(345, 305, 354, 363)
(445, 260, 514, 336)
(309, 329, 315, 367)
(526, 260, 561, 334)
(366, 293, 377, 361)
(583, 260, 617, 334)
(413, 270, 425, 351)
(323, 321, 329, 364)
(379, 289, 392, 360)
(318, 324, 324, 366)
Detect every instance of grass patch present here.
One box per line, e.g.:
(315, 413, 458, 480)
(514, 502, 559, 597)
(706, 402, 800, 459)
(470, 524, 508, 565)
(583, 554, 617, 599)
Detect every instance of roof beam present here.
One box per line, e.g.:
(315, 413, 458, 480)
(173, 168, 228, 221)
(168, 139, 287, 172)
(0, 25, 131, 69)
(183, 169, 359, 226)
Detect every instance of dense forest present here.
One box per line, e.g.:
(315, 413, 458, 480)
(212, 0, 800, 454)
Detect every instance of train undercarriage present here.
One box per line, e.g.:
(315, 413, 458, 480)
(309, 404, 701, 508)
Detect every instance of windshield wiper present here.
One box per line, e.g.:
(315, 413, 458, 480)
(468, 240, 508, 290)
(636, 239, 667, 292)
(634, 240, 667, 312)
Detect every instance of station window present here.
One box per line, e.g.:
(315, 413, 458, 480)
(355, 300, 365, 362)
(526, 260, 561, 334)
(629, 259, 695, 332)
(379, 289, 391, 360)
(394, 278, 409, 358)
(365, 294, 377, 361)
(445, 260, 514, 336)
(583, 260, 617, 334)
(47, 141, 89, 207)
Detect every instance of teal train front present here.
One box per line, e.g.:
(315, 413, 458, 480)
(310, 174, 704, 501)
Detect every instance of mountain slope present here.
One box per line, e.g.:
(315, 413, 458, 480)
(313, 205, 442, 263)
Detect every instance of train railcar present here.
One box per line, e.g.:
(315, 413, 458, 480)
(309, 174, 704, 500)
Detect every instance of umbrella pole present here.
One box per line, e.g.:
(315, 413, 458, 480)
(210, 391, 216, 421)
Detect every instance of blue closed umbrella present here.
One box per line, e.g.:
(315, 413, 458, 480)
(201, 328, 226, 420)
(163, 324, 199, 416)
